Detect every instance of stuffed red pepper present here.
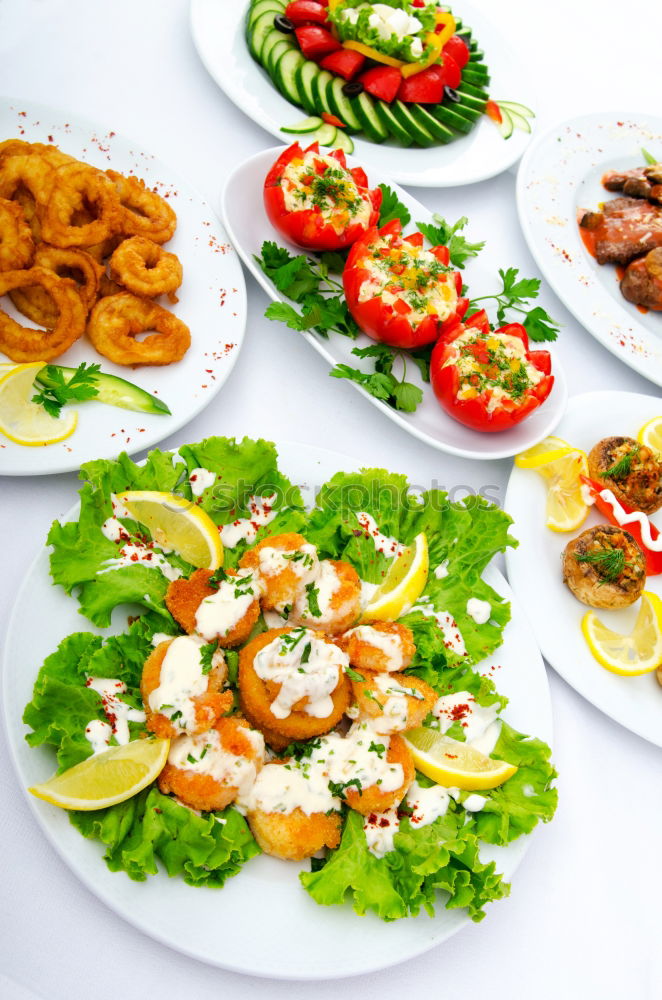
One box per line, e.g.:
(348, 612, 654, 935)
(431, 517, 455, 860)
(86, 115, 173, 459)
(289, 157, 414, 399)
(429, 309, 554, 431)
(342, 218, 468, 349)
(264, 141, 382, 252)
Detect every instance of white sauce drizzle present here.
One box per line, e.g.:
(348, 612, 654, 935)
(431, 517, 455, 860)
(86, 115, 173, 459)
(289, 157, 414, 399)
(147, 635, 209, 732)
(194, 569, 259, 640)
(343, 624, 404, 671)
(584, 486, 662, 551)
(84, 677, 146, 753)
(432, 691, 500, 752)
(252, 629, 348, 720)
(363, 807, 399, 858)
(356, 512, 405, 558)
(291, 559, 342, 626)
(168, 726, 264, 800)
(151, 631, 177, 647)
(219, 495, 277, 548)
(189, 467, 216, 497)
(411, 598, 467, 655)
(370, 672, 424, 733)
(466, 597, 491, 625)
(434, 560, 449, 579)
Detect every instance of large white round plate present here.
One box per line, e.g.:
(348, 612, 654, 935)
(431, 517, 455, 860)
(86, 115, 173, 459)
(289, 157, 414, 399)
(190, 0, 535, 188)
(0, 98, 246, 476)
(221, 146, 567, 460)
(516, 111, 662, 388)
(505, 390, 662, 748)
(3, 439, 553, 979)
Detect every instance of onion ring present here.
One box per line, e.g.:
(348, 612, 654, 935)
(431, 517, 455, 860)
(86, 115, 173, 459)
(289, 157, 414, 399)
(0, 198, 34, 272)
(109, 236, 182, 301)
(9, 244, 102, 327)
(40, 163, 121, 248)
(86, 292, 190, 365)
(106, 170, 176, 244)
(0, 266, 86, 361)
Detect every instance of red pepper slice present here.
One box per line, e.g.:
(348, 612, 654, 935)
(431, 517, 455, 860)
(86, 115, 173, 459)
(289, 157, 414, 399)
(294, 25, 341, 59)
(429, 311, 554, 432)
(579, 475, 662, 575)
(320, 48, 366, 80)
(321, 111, 346, 128)
(263, 141, 382, 253)
(359, 66, 403, 103)
(342, 218, 466, 350)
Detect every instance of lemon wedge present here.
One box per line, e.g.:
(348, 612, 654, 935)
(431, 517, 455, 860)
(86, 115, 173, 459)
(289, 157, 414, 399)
(404, 727, 517, 790)
(514, 435, 575, 469)
(581, 591, 662, 676)
(0, 362, 77, 446)
(637, 416, 662, 456)
(362, 532, 428, 621)
(29, 737, 170, 810)
(116, 490, 224, 569)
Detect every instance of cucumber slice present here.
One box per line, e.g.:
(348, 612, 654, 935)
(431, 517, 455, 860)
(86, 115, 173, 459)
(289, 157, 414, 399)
(352, 92, 389, 143)
(505, 107, 532, 133)
(333, 129, 355, 155)
(461, 66, 490, 86)
(34, 367, 171, 415)
(311, 69, 334, 115)
(454, 87, 488, 113)
(374, 101, 413, 146)
(281, 116, 324, 135)
(456, 81, 489, 101)
(247, 0, 284, 30)
(391, 100, 436, 147)
(409, 104, 455, 143)
(498, 100, 535, 119)
(326, 77, 362, 132)
(274, 49, 306, 103)
(295, 60, 320, 115)
(497, 107, 514, 139)
(247, 11, 278, 61)
(430, 103, 475, 135)
(313, 123, 338, 146)
(265, 35, 296, 78)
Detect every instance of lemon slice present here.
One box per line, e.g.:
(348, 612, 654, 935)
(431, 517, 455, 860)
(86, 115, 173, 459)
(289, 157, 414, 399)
(116, 489, 223, 569)
(581, 591, 662, 676)
(637, 416, 662, 456)
(404, 727, 517, 790)
(29, 737, 170, 810)
(362, 532, 428, 622)
(0, 362, 77, 446)
(514, 435, 575, 469)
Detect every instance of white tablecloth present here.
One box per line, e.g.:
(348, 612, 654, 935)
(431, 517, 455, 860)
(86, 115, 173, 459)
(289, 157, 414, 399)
(0, 1, 658, 997)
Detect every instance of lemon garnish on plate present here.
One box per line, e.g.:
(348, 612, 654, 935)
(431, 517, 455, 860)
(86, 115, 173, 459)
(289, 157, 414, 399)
(514, 435, 575, 469)
(581, 591, 662, 676)
(362, 532, 428, 622)
(637, 416, 662, 456)
(516, 437, 589, 532)
(29, 737, 170, 811)
(0, 362, 77, 446)
(116, 490, 224, 569)
(404, 727, 517, 791)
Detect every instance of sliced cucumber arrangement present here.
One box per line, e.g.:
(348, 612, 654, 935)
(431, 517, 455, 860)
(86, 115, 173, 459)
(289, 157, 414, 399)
(246, 0, 493, 148)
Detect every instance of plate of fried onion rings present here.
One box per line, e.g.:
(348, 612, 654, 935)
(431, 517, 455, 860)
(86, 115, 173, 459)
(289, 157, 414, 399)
(0, 98, 247, 476)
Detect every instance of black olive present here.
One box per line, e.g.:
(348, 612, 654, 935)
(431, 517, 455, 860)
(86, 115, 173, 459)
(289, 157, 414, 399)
(342, 81, 364, 96)
(274, 14, 294, 32)
(444, 86, 461, 103)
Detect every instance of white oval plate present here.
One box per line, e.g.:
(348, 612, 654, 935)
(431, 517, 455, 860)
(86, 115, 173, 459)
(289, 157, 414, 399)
(3, 439, 553, 979)
(505, 390, 662, 748)
(221, 146, 567, 460)
(190, 0, 536, 188)
(0, 97, 246, 476)
(516, 111, 662, 388)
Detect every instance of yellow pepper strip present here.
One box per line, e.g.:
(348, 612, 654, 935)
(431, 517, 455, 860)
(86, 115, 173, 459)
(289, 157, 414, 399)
(400, 11, 456, 78)
(343, 39, 405, 69)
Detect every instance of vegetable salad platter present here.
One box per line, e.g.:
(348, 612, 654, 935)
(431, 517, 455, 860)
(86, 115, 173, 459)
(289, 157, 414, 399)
(4, 436, 557, 977)
(190, 0, 537, 187)
(517, 111, 662, 389)
(0, 98, 246, 476)
(506, 391, 662, 747)
(222, 144, 567, 460)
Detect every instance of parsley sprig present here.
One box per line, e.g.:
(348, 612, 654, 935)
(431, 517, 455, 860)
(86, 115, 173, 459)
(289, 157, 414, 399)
(416, 214, 486, 269)
(31, 362, 101, 418)
(330, 343, 424, 413)
(377, 184, 411, 228)
(468, 268, 560, 342)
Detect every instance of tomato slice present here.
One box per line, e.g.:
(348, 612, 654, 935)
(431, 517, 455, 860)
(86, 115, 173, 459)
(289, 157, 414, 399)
(285, 1, 329, 26)
(397, 67, 444, 104)
(320, 48, 366, 80)
(294, 25, 341, 59)
(442, 35, 470, 70)
(359, 66, 402, 103)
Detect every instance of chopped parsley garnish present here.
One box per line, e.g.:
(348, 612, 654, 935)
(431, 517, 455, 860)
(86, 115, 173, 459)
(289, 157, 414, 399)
(306, 583, 322, 617)
(368, 740, 386, 758)
(208, 567, 230, 590)
(344, 666, 365, 682)
(200, 642, 217, 674)
(328, 777, 363, 798)
(279, 628, 307, 655)
(301, 642, 312, 664)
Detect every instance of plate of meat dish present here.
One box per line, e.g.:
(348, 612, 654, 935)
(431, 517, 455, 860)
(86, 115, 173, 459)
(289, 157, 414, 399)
(221, 144, 567, 461)
(4, 435, 557, 977)
(506, 390, 662, 747)
(0, 98, 246, 476)
(517, 111, 662, 388)
(191, 0, 537, 188)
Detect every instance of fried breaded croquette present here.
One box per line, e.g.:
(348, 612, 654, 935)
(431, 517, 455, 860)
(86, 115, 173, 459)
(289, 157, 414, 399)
(157, 715, 265, 812)
(344, 731, 414, 816)
(288, 558, 362, 635)
(238, 532, 319, 613)
(165, 567, 261, 647)
(337, 621, 415, 673)
(350, 670, 436, 733)
(141, 635, 232, 739)
(238, 627, 351, 744)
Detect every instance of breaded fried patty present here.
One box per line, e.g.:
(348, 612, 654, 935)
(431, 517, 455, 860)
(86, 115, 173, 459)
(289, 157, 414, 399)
(350, 670, 436, 733)
(337, 621, 416, 673)
(165, 568, 261, 647)
(344, 733, 414, 815)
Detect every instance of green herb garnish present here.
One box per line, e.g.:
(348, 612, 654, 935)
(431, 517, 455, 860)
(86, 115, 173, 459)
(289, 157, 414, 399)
(605, 446, 639, 480)
(306, 583, 322, 617)
(200, 642, 217, 674)
(469, 267, 560, 342)
(416, 214, 485, 268)
(31, 362, 101, 418)
(575, 546, 626, 582)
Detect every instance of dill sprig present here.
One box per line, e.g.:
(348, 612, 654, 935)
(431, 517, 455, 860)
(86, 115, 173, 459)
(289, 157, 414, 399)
(605, 446, 639, 480)
(575, 547, 626, 582)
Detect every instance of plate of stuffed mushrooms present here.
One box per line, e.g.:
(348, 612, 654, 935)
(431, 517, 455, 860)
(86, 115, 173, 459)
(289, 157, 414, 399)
(505, 390, 662, 746)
